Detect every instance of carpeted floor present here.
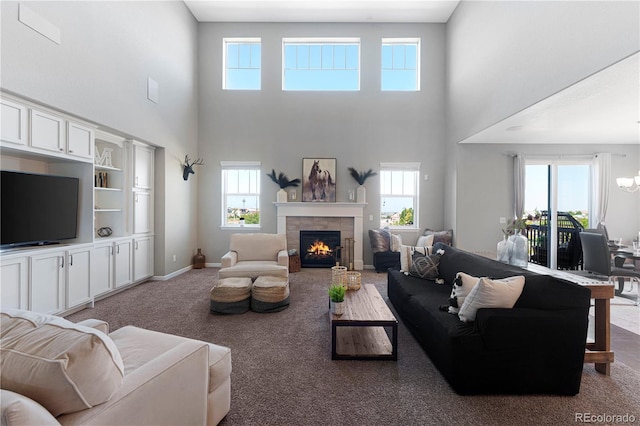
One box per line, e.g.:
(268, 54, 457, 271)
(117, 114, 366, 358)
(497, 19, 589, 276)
(66, 268, 640, 425)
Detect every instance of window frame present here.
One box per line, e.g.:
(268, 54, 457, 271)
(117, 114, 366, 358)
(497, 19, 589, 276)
(381, 37, 421, 91)
(220, 161, 262, 229)
(379, 162, 420, 229)
(282, 37, 361, 91)
(223, 37, 262, 91)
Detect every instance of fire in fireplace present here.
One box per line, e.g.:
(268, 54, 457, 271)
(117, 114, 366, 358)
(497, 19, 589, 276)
(300, 230, 341, 268)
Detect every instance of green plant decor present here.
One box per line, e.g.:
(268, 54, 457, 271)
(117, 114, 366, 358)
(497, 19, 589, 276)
(267, 169, 301, 189)
(348, 167, 377, 185)
(328, 284, 346, 303)
(502, 217, 527, 236)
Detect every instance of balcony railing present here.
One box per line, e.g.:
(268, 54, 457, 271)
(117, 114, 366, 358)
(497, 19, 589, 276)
(526, 211, 584, 270)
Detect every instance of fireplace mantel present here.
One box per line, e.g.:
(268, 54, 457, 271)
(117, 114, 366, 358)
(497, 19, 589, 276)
(274, 202, 366, 270)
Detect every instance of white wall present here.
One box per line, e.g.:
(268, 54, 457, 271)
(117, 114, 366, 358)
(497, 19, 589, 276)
(447, 0, 640, 144)
(0, 1, 199, 276)
(446, 1, 640, 255)
(197, 23, 447, 264)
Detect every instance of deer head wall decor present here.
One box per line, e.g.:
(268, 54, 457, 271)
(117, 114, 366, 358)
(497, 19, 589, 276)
(183, 155, 204, 180)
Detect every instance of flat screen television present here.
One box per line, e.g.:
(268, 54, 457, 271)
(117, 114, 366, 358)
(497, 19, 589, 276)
(1, 170, 79, 248)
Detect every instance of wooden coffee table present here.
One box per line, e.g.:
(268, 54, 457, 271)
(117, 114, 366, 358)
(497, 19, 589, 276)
(331, 284, 398, 360)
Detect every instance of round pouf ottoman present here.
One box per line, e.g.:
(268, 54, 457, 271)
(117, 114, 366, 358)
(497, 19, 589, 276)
(210, 277, 253, 314)
(251, 276, 290, 313)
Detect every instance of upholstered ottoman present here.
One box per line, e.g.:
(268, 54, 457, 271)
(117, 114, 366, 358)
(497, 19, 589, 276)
(210, 277, 253, 314)
(251, 276, 290, 313)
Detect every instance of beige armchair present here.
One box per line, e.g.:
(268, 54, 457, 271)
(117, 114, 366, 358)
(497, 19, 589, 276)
(1, 309, 231, 426)
(219, 233, 289, 280)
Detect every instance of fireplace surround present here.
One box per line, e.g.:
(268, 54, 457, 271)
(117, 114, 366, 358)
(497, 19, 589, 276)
(274, 202, 365, 270)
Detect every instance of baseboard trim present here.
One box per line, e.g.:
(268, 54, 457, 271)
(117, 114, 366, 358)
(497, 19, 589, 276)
(151, 265, 193, 281)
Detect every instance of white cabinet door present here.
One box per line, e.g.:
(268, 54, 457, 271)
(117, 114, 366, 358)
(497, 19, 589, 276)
(114, 239, 133, 288)
(1, 98, 28, 146)
(93, 243, 113, 297)
(67, 121, 94, 160)
(0, 256, 28, 310)
(30, 109, 65, 154)
(133, 144, 153, 189)
(134, 236, 153, 281)
(133, 191, 152, 234)
(30, 251, 65, 314)
(66, 246, 93, 309)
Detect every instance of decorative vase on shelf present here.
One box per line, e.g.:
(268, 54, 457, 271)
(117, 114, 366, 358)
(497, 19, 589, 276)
(508, 231, 528, 267)
(356, 185, 366, 203)
(496, 235, 513, 264)
(193, 248, 205, 269)
(277, 188, 288, 203)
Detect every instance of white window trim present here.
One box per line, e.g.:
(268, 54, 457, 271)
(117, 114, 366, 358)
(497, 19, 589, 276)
(380, 162, 421, 229)
(282, 37, 361, 91)
(222, 37, 261, 91)
(381, 37, 421, 91)
(220, 160, 262, 230)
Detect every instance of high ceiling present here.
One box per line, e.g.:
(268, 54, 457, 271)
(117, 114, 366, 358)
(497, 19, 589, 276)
(183, 1, 639, 146)
(183, 0, 460, 23)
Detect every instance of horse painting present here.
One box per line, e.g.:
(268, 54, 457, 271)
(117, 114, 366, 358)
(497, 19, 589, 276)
(302, 158, 336, 202)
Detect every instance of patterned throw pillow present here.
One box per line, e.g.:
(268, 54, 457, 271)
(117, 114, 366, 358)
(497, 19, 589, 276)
(447, 272, 481, 314)
(399, 245, 431, 272)
(408, 250, 442, 280)
(368, 227, 391, 253)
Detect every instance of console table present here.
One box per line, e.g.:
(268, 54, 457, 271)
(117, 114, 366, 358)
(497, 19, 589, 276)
(526, 263, 615, 375)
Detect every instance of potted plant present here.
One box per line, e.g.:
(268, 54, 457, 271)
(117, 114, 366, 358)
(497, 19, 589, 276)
(348, 167, 377, 203)
(328, 283, 346, 316)
(267, 169, 301, 202)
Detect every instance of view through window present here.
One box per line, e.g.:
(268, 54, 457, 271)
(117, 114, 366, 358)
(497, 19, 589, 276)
(380, 163, 419, 228)
(221, 162, 261, 226)
(223, 38, 261, 90)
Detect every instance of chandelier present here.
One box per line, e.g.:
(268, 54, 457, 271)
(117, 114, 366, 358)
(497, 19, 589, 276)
(616, 171, 640, 192)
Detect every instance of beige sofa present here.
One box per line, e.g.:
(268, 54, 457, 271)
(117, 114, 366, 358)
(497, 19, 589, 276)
(0, 309, 231, 425)
(219, 233, 289, 280)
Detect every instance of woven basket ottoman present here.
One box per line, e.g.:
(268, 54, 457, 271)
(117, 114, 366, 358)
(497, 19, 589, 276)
(210, 277, 253, 314)
(251, 276, 290, 313)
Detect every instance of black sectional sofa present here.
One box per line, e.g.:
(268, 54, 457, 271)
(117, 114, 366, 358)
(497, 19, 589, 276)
(388, 243, 591, 395)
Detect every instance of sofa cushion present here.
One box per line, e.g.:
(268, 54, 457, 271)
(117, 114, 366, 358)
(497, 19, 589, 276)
(0, 309, 124, 417)
(368, 227, 391, 253)
(447, 272, 481, 314)
(109, 326, 232, 394)
(458, 276, 525, 322)
(423, 229, 453, 246)
(408, 251, 441, 280)
(218, 261, 289, 280)
(399, 245, 431, 272)
(230, 233, 286, 262)
(0, 390, 59, 426)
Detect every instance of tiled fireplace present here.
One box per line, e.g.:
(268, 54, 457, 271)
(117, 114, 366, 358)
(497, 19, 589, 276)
(275, 202, 365, 270)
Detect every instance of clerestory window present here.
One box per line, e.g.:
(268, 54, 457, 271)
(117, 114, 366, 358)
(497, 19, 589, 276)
(282, 38, 360, 91)
(223, 38, 261, 90)
(381, 38, 420, 91)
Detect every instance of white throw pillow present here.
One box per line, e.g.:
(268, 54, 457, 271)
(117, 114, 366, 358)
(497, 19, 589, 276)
(458, 276, 525, 322)
(0, 390, 59, 425)
(415, 234, 434, 247)
(447, 272, 481, 314)
(0, 309, 124, 416)
(399, 245, 431, 272)
(390, 234, 403, 252)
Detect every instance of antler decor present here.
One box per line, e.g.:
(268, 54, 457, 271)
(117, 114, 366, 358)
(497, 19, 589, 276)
(183, 155, 204, 180)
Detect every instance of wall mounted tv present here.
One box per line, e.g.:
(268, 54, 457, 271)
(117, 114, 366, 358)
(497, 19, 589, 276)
(1, 170, 79, 248)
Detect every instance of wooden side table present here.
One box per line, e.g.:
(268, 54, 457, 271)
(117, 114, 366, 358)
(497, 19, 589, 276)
(289, 253, 300, 272)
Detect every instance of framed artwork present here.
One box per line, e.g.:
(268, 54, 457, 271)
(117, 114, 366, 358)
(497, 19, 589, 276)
(302, 158, 336, 202)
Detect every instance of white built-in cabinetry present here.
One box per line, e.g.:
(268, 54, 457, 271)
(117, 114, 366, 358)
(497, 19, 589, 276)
(0, 93, 155, 315)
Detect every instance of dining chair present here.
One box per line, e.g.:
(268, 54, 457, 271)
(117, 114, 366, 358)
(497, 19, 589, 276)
(577, 232, 639, 305)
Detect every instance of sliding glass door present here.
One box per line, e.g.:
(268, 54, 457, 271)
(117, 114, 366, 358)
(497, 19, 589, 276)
(525, 160, 590, 269)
